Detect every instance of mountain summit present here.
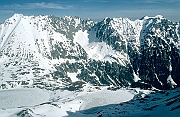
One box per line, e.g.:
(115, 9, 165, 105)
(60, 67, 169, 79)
(0, 14, 179, 90)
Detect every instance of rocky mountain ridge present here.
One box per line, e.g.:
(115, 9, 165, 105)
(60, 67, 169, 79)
(0, 14, 179, 90)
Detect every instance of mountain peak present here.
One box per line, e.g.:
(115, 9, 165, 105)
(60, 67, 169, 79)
(140, 15, 165, 20)
(155, 15, 164, 19)
(12, 13, 23, 17)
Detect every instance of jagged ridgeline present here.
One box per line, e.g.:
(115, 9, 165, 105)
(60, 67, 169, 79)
(0, 14, 179, 90)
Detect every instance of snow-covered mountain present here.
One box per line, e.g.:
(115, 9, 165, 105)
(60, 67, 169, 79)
(0, 14, 180, 117)
(0, 14, 180, 90)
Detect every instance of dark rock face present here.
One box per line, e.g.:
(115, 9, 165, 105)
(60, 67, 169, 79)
(131, 82, 152, 90)
(138, 19, 179, 89)
(51, 60, 134, 91)
(171, 46, 180, 87)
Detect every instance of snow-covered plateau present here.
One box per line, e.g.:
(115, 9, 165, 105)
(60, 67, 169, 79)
(0, 14, 180, 116)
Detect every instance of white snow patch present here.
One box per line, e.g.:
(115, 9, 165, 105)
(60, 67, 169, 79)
(67, 72, 79, 82)
(74, 30, 128, 65)
(167, 75, 177, 88)
(133, 72, 140, 82)
(74, 30, 89, 47)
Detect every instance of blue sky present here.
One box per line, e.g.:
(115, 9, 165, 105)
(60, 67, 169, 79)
(0, 0, 180, 23)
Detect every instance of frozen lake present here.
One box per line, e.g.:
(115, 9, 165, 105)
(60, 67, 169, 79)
(0, 88, 50, 109)
(77, 89, 134, 111)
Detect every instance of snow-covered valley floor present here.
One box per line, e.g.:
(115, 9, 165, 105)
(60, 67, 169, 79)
(0, 85, 179, 117)
(0, 88, 50, 109)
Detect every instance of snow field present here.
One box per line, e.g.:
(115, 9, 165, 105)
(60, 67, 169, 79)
(0, 87, 179, 117)
(77, 88, 134, 111)
(0, 88, 50, 109)
(0, 85, 135, 117)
